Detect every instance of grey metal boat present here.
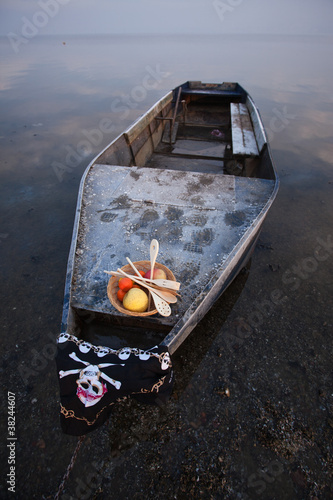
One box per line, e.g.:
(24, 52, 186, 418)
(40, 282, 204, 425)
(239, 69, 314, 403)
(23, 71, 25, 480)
(61, 81, 279, 354)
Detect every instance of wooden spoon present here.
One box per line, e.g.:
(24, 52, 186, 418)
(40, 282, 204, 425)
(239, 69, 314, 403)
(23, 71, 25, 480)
(105, 268, 180, 292)
(149, 239, 159, 278)
(148, 239, 159, 310)
(125, 257, 180, 291)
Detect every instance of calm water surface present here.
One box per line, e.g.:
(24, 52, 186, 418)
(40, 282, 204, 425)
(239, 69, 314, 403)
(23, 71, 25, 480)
(0, 34, 332, 499)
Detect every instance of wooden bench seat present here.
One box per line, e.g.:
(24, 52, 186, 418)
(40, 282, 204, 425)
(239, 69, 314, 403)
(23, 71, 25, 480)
(230, 103, 259, 156)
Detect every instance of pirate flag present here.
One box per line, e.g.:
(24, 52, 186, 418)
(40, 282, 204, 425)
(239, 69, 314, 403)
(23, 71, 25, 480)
(55, 333, 174, 436)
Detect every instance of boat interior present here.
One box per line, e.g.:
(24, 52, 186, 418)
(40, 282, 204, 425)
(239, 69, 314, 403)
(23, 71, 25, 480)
(97, 81, 275, 181)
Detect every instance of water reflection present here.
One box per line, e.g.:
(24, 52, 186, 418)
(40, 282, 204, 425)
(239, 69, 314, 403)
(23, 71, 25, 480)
(172, 262, 251, 396)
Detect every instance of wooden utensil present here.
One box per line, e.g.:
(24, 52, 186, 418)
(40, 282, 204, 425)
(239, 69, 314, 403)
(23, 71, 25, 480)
(149, 239, 159, 276)
(125, 257, 180, 292)
(116, 268, 172, 316)
(148, 239, 159, 310)
(124, 257, 177, 303)
(112, 268, 177, 304)
(105, 268, 180, 292)
(106, 269, 178, 303)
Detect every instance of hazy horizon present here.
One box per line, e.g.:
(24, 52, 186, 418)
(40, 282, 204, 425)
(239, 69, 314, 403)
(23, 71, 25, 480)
(1, 0, 333, 39)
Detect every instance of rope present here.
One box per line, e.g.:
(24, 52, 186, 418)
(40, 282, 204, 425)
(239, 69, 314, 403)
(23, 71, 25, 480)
(54, 435, 86, 499)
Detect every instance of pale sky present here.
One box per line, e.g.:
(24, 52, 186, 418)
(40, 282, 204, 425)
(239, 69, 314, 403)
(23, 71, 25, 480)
(1, 0, 332, 37)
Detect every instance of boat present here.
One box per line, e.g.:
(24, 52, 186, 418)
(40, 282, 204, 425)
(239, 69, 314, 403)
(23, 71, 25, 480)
(60, 81, 279, 356)
(56, 81, 279, 435)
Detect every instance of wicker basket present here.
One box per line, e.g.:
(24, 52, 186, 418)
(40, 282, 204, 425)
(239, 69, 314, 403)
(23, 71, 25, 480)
(107, 260, 176, 317)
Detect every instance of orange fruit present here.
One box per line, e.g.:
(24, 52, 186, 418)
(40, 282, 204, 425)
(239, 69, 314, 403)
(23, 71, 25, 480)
(117, 289, 126, 302)
(138, 270, 145, 277)
(118, 277, 133, 292)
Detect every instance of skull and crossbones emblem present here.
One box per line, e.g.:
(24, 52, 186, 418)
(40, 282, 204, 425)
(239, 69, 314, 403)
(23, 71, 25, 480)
(59, 352, 124, 407)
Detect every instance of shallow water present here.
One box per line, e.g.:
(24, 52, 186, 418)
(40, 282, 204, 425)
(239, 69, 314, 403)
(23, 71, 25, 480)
(0, 34, 332, 499)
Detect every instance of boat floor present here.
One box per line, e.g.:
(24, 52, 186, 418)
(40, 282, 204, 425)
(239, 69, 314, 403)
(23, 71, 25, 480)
(71, 164, 275, 333)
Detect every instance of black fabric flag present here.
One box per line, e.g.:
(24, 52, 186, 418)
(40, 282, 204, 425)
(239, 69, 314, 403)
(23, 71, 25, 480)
(55, 333, 174, 436)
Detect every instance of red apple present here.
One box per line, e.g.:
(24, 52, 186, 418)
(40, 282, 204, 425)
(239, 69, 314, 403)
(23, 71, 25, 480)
(144, 268, 167, 280)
